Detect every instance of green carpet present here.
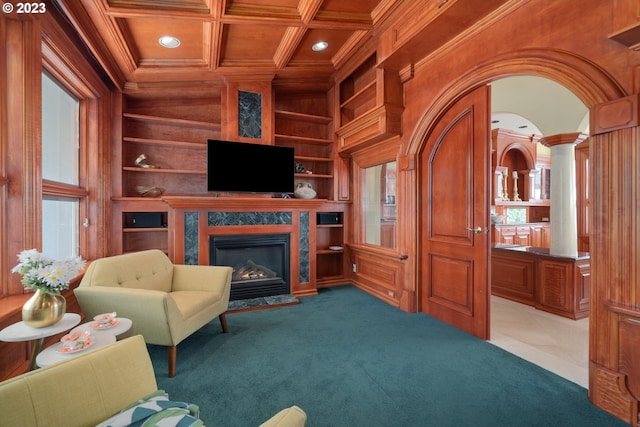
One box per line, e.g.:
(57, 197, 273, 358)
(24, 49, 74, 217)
(148, 285, 627, 427)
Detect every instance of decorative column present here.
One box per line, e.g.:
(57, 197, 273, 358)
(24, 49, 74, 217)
(539, 133, 587, 257)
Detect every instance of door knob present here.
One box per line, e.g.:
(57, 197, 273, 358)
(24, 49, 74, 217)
(466, 226, 483, 234)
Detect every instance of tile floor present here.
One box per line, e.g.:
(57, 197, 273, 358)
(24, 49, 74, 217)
(489, 295, 589, 388)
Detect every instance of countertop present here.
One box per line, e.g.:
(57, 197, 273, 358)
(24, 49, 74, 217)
(492, 244, 590, 261)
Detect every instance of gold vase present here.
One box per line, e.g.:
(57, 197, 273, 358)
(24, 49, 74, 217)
(22, 289, 66, 328)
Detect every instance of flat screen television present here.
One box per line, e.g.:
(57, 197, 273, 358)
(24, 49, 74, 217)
(207, 139, 294, 194)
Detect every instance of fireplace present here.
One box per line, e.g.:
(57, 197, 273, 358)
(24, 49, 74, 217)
(210, 234, 290, 300)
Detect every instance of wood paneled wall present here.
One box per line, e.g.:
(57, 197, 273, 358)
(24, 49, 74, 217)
(589, 96, 640, 424)
(1, 1, 640, 424)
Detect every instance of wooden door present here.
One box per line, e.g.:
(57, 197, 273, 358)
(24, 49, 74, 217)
(419, 85, 491, 339)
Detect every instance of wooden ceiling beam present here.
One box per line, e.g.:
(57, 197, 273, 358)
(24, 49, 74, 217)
(209, 20, 223, 70)
(105, 0, 212, 15)
(273, 26, 307, 69)
(298, 0, 323, 24)
(332, 30, 371, 70)
(223, 3, 300, 21)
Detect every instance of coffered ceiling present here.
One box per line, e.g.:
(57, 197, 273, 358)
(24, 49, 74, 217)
(54, 0, 410, 92)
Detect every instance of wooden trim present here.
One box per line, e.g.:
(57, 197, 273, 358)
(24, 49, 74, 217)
(162, 196, 328, 209)
(606, 300, 640, 318)
(591, 94, 640, 135)
(42, 181, 88, 199)
(346, 243, 408, 261)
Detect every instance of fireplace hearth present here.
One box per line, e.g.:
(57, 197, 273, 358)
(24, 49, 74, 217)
(210, 234, 290, 300)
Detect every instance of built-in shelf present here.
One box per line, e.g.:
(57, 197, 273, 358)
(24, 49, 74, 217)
(296, 173, 332, 179)
(295, 155, 331, 162)
(275, 134, 333, 145)
(123, 112, 219, 131)
(274, 110, 332, 124)
(274, 92, 335, 200)
(123, 136, 206, 148)
(122, 167, 206, 175)
(315, 212, 345, 285)
(317, 249, 344, 255)
(339, 81, 376, 110)
(123, 227, 167, 233)
(336, 52, 403, 152)
(495, 200, 551, 206)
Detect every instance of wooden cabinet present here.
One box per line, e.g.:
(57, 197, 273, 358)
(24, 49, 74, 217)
(274, 92, 335, 200)
(493, 223, 550, 248)
(530, 223, 551, 248)
(514, 226, 531, 246)
(112, 199, 169, 254)
(537, 257, 590, 319)
(491, 246, 590, 320)
(316, 203, 350, 287)
(335, 53, 403, 153)
(491, 249, 537, 305)
(493, 225, 516, 245)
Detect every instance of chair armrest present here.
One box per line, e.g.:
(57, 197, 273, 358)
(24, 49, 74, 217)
(259, 406, 307, 427)
(74, 287, 175, 328)
(171, 265, 232, 293)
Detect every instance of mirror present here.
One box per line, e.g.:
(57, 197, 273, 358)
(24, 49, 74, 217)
(363, 161, 396, 248)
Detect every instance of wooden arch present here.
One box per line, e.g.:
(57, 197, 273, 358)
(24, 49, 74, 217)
(403, 48, 626, 160)
(499, 142, 536, 171)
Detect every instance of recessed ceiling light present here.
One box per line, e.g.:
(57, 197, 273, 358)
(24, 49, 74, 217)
(312, 41, 328, 52)
(159, 36, 180, 48)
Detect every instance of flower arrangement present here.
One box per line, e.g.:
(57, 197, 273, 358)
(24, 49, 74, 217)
(11, 249, 86, 294)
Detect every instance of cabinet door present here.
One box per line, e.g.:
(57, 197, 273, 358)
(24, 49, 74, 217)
(515, 226, 531, 246)
(541, 224, 551, 248)
(497, 226, 516, 244)
(530, 225, 542, 247)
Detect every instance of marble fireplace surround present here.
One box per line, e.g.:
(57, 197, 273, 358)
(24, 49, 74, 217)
(163, 197, 328, 297)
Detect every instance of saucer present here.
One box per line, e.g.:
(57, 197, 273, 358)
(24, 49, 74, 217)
(57, 338, 92, 354)
(91, 319, 119, 330)
(329, 246, 343, 251)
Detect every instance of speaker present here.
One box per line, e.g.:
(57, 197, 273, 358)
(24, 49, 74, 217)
(317, 212, 341, 225)
(125, 212, 165, 228)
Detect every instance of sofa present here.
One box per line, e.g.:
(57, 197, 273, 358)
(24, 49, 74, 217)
(0, 335, 307, 427)
(75, 249, 232, 377)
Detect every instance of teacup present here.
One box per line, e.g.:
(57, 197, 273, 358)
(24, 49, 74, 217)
(94, 312, 116, 326)
(61, 330, 90, 349)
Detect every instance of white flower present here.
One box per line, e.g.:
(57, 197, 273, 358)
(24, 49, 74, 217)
(12, 249, 86, 294)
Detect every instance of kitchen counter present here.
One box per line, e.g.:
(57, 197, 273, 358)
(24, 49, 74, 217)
(491, 245, 590, 319)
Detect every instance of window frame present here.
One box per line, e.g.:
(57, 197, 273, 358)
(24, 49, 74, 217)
(40, 67, 89, 259)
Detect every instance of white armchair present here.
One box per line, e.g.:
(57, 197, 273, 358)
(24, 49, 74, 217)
(74, 249, 232, 377)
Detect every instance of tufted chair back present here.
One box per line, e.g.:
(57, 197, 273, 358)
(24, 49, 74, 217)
(80, 249, 173, 292)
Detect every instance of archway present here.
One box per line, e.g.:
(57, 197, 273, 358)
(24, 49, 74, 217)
(489, 75, 590, 386)
(404, 48, 625, 390)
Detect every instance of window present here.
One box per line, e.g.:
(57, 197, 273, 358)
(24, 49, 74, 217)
(41, 72, 84, 259)
(363, 161, 397, 249)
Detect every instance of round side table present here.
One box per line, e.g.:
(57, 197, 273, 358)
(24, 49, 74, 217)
(36, 332, 116, 368)
(0, 313, 81, 371)
(35, 317, 132, 368)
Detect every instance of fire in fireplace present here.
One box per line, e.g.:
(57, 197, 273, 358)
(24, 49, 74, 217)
(210, 234, 290, 300)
